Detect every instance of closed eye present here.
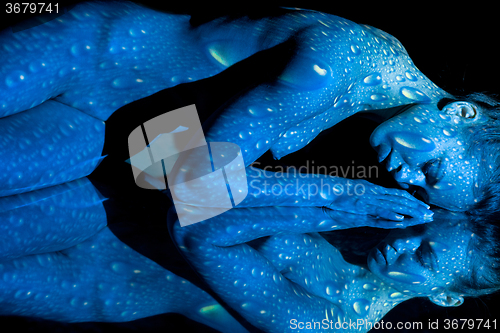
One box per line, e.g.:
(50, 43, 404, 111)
(422, 158, 444, 186)
(416, 242, 436, 269)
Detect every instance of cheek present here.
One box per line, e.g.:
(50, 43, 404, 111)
(427, 173, 477, 210)
(425, 189, 461, 210)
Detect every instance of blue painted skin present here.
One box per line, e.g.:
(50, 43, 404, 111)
(0, 1, 491, 330)
(171, 206, 474, 332)
(0, 178, 249, 333)
(0, 1, 460, 214)
(0, 178, 473, 332)
(370, 101, 489, 211)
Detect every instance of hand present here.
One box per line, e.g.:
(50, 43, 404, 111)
(325, 179, 433, 222)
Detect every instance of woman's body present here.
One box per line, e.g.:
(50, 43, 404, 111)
(170, 205, 482, 333)
(0, 0, 449, 198)
(0, 177, 250, 332)
(2, 3, 500, 331)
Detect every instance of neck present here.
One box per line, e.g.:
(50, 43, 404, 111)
(345, 266, 413, 322)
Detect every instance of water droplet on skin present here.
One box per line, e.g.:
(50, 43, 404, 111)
(3, 273, 16, 282)
(439, 113, 451, 121)
(432, 183, 455, 191)
(61, 281, 74, 289)
(325, 282, 341, 295)
(385, 271, 426, 284)
(207, 41, 244, 67)
(129, 27, 146, 37)
(112, 76, 143, 89)
(333, 96, 349, 109)
(170, 76, 193, 84)
(248, 105, 275, 117)
(442, 127, 457, 137)
(58, 66, 75, 78)
(391, 132, 435, 152)
(234, 279, 246, 287)
(370, 93, 388, 102)
(111, 262, 127, 274)
(404, 71, 418, 81)
(29, 60, 46, 73)
(5, 70, 27, 88)
(58, 121, 75, 136)
(363, 73, 382, 86)
(362, 283, 378, 291)
(352, 299, 370, 315)
(431, 286, 444, 293)
(428, 241, 449, 252)
(226, 225, 241, 235)
(413, 116, 427, 124)
(400, 87, 430, 102)
(350, 44, 361, 55)
(278, 56, 332, 90)
(14, 290, 32, 300)
(395, 75, 405, 82)
(199, 304, 222, 316)
(109, 44, 126, 54)
(389, 292, 403, 298)
(241, 301, 258, 311)
(251, 268, 263, 277)
(70, 43, 91, 57)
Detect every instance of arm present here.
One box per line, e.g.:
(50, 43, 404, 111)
(172, 205, 428, 248)
(170, 206, 429, 332)
(170, 207, 348, 332)
(237, 165, 433, 221)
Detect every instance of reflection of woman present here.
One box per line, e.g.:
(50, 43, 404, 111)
(2, 1, 499, 222)
(171, 206, 500, 332)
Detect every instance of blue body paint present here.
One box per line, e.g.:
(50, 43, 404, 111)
(0, 2, 498, 331)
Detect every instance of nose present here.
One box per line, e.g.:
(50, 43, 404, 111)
(392, 162, 426, 187)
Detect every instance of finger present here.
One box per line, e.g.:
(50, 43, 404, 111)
(375, 194, 431, 212)
(379, 200, 434, 220)
(378, 187, 430, 208)
(364, 197, 433, 221)
(370, 205, 405, 221)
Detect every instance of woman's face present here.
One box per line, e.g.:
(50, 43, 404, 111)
(370, 101, 488, 211)
(367, 218, 472, 296)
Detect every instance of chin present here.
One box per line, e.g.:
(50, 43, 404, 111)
(428, 199, 465, 212)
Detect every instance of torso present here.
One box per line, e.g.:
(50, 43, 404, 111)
(1, 1, 451, 162)
(254, 232, 410, 332)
